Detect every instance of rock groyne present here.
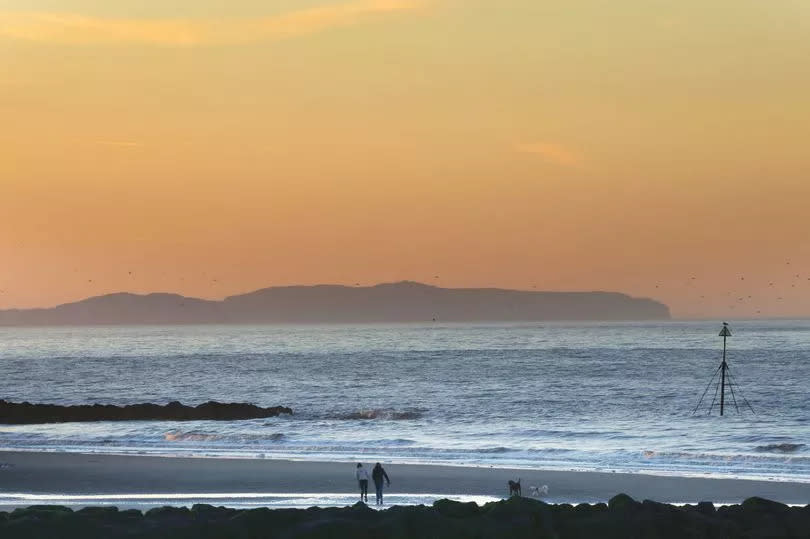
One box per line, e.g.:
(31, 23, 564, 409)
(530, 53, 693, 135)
(0, 400, 292, 424)
(1, 495, 808, 538)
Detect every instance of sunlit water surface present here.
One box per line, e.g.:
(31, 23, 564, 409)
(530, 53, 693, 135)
(1, 321, 808, 483)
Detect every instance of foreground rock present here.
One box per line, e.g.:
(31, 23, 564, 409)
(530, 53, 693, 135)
(2, 495, 809, 538)
(0, 400, 292, 424)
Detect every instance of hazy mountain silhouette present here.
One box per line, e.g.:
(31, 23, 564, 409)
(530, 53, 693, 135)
(0, 282, 670, 325)
(0, 293, 225, 325)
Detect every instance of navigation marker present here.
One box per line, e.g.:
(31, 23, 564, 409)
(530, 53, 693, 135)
(692, 323, 755, 416)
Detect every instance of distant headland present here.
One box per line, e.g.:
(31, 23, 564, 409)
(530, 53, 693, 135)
(0, 281, 670, 325)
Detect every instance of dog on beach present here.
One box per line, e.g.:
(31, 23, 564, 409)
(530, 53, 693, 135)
(529, 485, 549, 497)
(507, 478, 521, 497)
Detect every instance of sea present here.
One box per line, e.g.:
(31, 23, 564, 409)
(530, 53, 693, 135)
(1, 321, 808, 499)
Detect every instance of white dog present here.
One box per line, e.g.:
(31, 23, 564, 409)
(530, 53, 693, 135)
(529, 485, 549, 497)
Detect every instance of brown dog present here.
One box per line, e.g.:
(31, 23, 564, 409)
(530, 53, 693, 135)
(508, 478, 521, 497)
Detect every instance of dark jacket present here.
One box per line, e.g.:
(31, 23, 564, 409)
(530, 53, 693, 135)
(372, 465, 390, 485)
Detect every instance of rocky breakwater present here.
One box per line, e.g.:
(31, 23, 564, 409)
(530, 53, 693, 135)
(2, 495, 809, 538)
(0, 400, 293, 424)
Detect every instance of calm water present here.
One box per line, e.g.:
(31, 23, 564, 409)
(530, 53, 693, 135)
(1, 322, 808, 482)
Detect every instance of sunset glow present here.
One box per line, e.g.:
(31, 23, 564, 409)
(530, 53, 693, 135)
(2, 0, 809, 317)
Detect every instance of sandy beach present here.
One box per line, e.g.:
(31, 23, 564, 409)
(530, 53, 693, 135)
(0, 451, 808, 510)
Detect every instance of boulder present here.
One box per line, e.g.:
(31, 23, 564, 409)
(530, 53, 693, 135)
(433, 499, 480, 518)
(696, 501, 715, 516)
(75, 506, 121, 517)
(9, 506, 72, 520)
(608, 493, 639, 511)
(741, 497, 790, 514)
(145, 506, 191, 519)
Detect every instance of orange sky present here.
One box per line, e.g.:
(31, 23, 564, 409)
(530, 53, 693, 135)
(2, 0, 810, 318)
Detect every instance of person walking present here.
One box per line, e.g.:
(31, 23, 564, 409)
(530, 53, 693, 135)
(371, 462, 390, 505)
(355, 463, 369, 503)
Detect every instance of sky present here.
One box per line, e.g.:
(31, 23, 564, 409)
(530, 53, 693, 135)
(1, 0, 809, 318)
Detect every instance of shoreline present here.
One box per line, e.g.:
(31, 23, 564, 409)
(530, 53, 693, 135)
(0, 451, 808, 509)
(3, 447, 808, 485)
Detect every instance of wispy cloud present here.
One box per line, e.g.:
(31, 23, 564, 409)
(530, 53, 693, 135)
(0, 0, 428, 46)
(515, 142, 582, 168)
(94, 140, 143, 148)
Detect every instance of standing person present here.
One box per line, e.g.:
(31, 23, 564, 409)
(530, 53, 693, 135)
(371, 462, 390, 505)
(355, 463, 369, 503)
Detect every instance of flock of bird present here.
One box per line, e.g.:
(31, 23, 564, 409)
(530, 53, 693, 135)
(650, 261, 808, 314)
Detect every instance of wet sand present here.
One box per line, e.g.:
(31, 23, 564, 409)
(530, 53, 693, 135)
(0, 451, 808, 509)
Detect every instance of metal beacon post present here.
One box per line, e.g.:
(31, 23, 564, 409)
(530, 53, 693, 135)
(692, 323, 755, 416)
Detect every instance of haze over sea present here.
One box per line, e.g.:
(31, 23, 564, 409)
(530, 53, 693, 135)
(1, 322, 808, 483)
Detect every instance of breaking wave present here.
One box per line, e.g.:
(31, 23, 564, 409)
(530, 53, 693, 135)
(165, 432, 285, 442)
(165, 432, 220, 442)
(640, 448, 810, 464)
(754, 443, 806, 453)
(332, 409, 426, 421)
